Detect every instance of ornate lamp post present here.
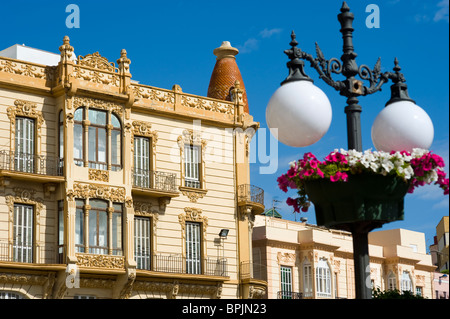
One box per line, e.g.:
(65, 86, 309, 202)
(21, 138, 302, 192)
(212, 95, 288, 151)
(266, 2, 434, 299)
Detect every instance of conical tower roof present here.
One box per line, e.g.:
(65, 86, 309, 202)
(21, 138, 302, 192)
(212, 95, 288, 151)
(207, 41, 249, 113)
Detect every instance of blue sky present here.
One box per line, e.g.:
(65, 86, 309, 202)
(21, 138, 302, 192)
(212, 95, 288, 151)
(1, 0, 448, 248)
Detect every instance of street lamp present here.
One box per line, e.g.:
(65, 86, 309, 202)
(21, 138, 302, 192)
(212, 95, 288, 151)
(266, 2, 434, 299)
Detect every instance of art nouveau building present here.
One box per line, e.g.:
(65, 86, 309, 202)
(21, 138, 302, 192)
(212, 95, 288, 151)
(253, 215, 436, 299)
(0, 38, 266, 299)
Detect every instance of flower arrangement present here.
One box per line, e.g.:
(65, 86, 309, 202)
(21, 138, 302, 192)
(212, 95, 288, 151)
(278, 148, 449, 213)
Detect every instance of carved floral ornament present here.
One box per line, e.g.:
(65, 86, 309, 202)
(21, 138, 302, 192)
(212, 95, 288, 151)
(7, 99, 44, 132)
(178, 207, 208, 238)
(130, 120, 158, 149)
(77, 51, 117, 72)
(70, 96, 124, 118)
(66, 183, 126, 203)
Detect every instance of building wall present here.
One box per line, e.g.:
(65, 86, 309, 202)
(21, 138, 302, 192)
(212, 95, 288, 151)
(0, 38, 265, 299)
(253, 216, 436, 299)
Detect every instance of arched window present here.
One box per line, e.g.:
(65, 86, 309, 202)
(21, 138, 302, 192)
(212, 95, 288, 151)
(316, 259, 331, 298)
(73, 107, 122, 171)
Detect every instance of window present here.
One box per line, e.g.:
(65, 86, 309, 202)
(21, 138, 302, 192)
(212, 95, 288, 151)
(303, 259, 312, 297)
(89, 199, 108, 255)
(73, 107, 122, 171)
(88, 109, 107, 170)
(280, 266, 293, 299)
(75, 199, 85, 253)
(13, 204, 34, 263)
(75, 199, 122, 256)
(133, 136, 150, 188)
(316, 259, 331, 298)
(59, 111, 64, 159)
(0, 292, 24, 299)
(58, 201, 64, 263)
(400, 271, 412, 293)
(184, 144, 201, 188)
(73, 108, 84, 166)
(415, 286, 423, 297)
(388, 271, 397, 290)
(74, 295, 96, 299)
(134, 216, 151, 270)
(15, 117, 35, 173)
(186, 222, 201, 274)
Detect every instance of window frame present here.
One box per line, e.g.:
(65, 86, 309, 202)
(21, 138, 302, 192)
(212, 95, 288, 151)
(73, 106, 122, 171)
(185, 221, 202, 275)
(315, 259, 332, 298)
(13, 203, 34, 263)
(280, 266, 293, 299)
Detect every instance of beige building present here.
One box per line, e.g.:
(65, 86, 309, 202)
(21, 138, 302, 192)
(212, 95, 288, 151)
(0, 37, 266, 299)
(252, 215, 436, 299)
(434, 216, 449, 272)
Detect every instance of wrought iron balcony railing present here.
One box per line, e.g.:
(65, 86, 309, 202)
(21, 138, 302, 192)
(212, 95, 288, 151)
(0, 150, 63, 176)
(277, 291, 303, 299)
(0, 241, 62, 264)
(132, 168, 178, 193)
(238, 184, 264, 206)
(134, 252, 227, 277)
(240, 261, 267, 281)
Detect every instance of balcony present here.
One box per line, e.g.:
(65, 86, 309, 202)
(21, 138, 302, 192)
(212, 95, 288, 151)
(237, 184, 265, 214)
(0, 241, 63, 264)
(135, 253, 228, 277)
(277, 291, 303, 299)
(240, 261, 267, 281)
(132, 168, 179, 198)
(0, 150, 63, 182)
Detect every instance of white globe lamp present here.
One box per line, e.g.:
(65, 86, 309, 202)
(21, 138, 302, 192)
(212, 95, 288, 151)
(371, 84, 434, 152)
(266, 81, 332, 147)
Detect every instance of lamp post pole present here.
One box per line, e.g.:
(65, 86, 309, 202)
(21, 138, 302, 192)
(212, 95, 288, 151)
(278, 2, 418, 299)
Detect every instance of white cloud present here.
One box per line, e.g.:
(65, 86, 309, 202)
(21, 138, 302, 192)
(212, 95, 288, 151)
(259, 28, 283, 39)
(434, 0, 449, 23)
(237, 38, 259, 54)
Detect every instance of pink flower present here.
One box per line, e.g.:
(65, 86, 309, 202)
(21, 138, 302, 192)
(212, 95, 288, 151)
(316, 168, 324, 178)
(330, 171, 348, 182)
(277, 174, 289, 192)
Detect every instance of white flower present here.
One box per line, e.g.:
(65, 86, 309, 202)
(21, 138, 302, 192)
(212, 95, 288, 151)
(289, 161, 296, 168)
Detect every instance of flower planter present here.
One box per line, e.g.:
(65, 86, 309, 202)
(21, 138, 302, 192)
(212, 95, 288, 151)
(304, 174, 410, 231)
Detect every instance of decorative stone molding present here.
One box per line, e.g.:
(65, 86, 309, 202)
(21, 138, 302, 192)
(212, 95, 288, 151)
(7, 100, 44, 153)
(72, 96, 123, 118)
(88, 168, 109, 182)
(248, 285, 266, 299)
(178, 207, 208, 258)
(67, 183, 126, 202)
(133, 280, 221, 299)
(76, 253, 125, 269)
(277, 252, 297, 265)
(0, 272, 48, 286)
(134, 200, 159, 235)
(0, 58, 50, 79)
(180, 187, 207, 203)
(77, 52, 117, 72)
(131, 84, 175, 104)
(5, 187, 43, 245)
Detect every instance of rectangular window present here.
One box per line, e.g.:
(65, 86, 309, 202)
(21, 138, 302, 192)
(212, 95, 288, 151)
(134, 216, 151, 270)
(89, 200, 108, 255)
(13, 204, 34, 263)
(58, 201, 64, 262)
(186, 222, 201, 274)
(415, 286, 422, 297)
(74, 108, 84, 166)
(111, 129, 121, 171)
(133, 136, 150, 188)
(184, 144, 200, 188)
(303, 263, 312, 297)
(75, 199, 84, 253)
(280, 266, 293, 299)
(112, 203, 122, 256)
(15, 117, 35, 173)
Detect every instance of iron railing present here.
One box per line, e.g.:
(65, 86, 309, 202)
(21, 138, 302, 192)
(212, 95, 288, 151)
(132, 168, 178, 192)
(0, 150, 63, 176)
(240, 261, 267, 281)
(134, 252, 227, 277)
(0, 241, 61, 264)
(238, 184, 264, 206)
(277, 291, 303, 299)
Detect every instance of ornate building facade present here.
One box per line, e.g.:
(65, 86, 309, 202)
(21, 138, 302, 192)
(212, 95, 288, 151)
(0, 38, 266, 299)
(253, 215, 436, 299)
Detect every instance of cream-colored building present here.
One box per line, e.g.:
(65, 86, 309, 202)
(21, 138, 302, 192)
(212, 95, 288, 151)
(0, 37, 266, 299)
(435, 216, 449, 272)
(252, 215, 436, 299)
